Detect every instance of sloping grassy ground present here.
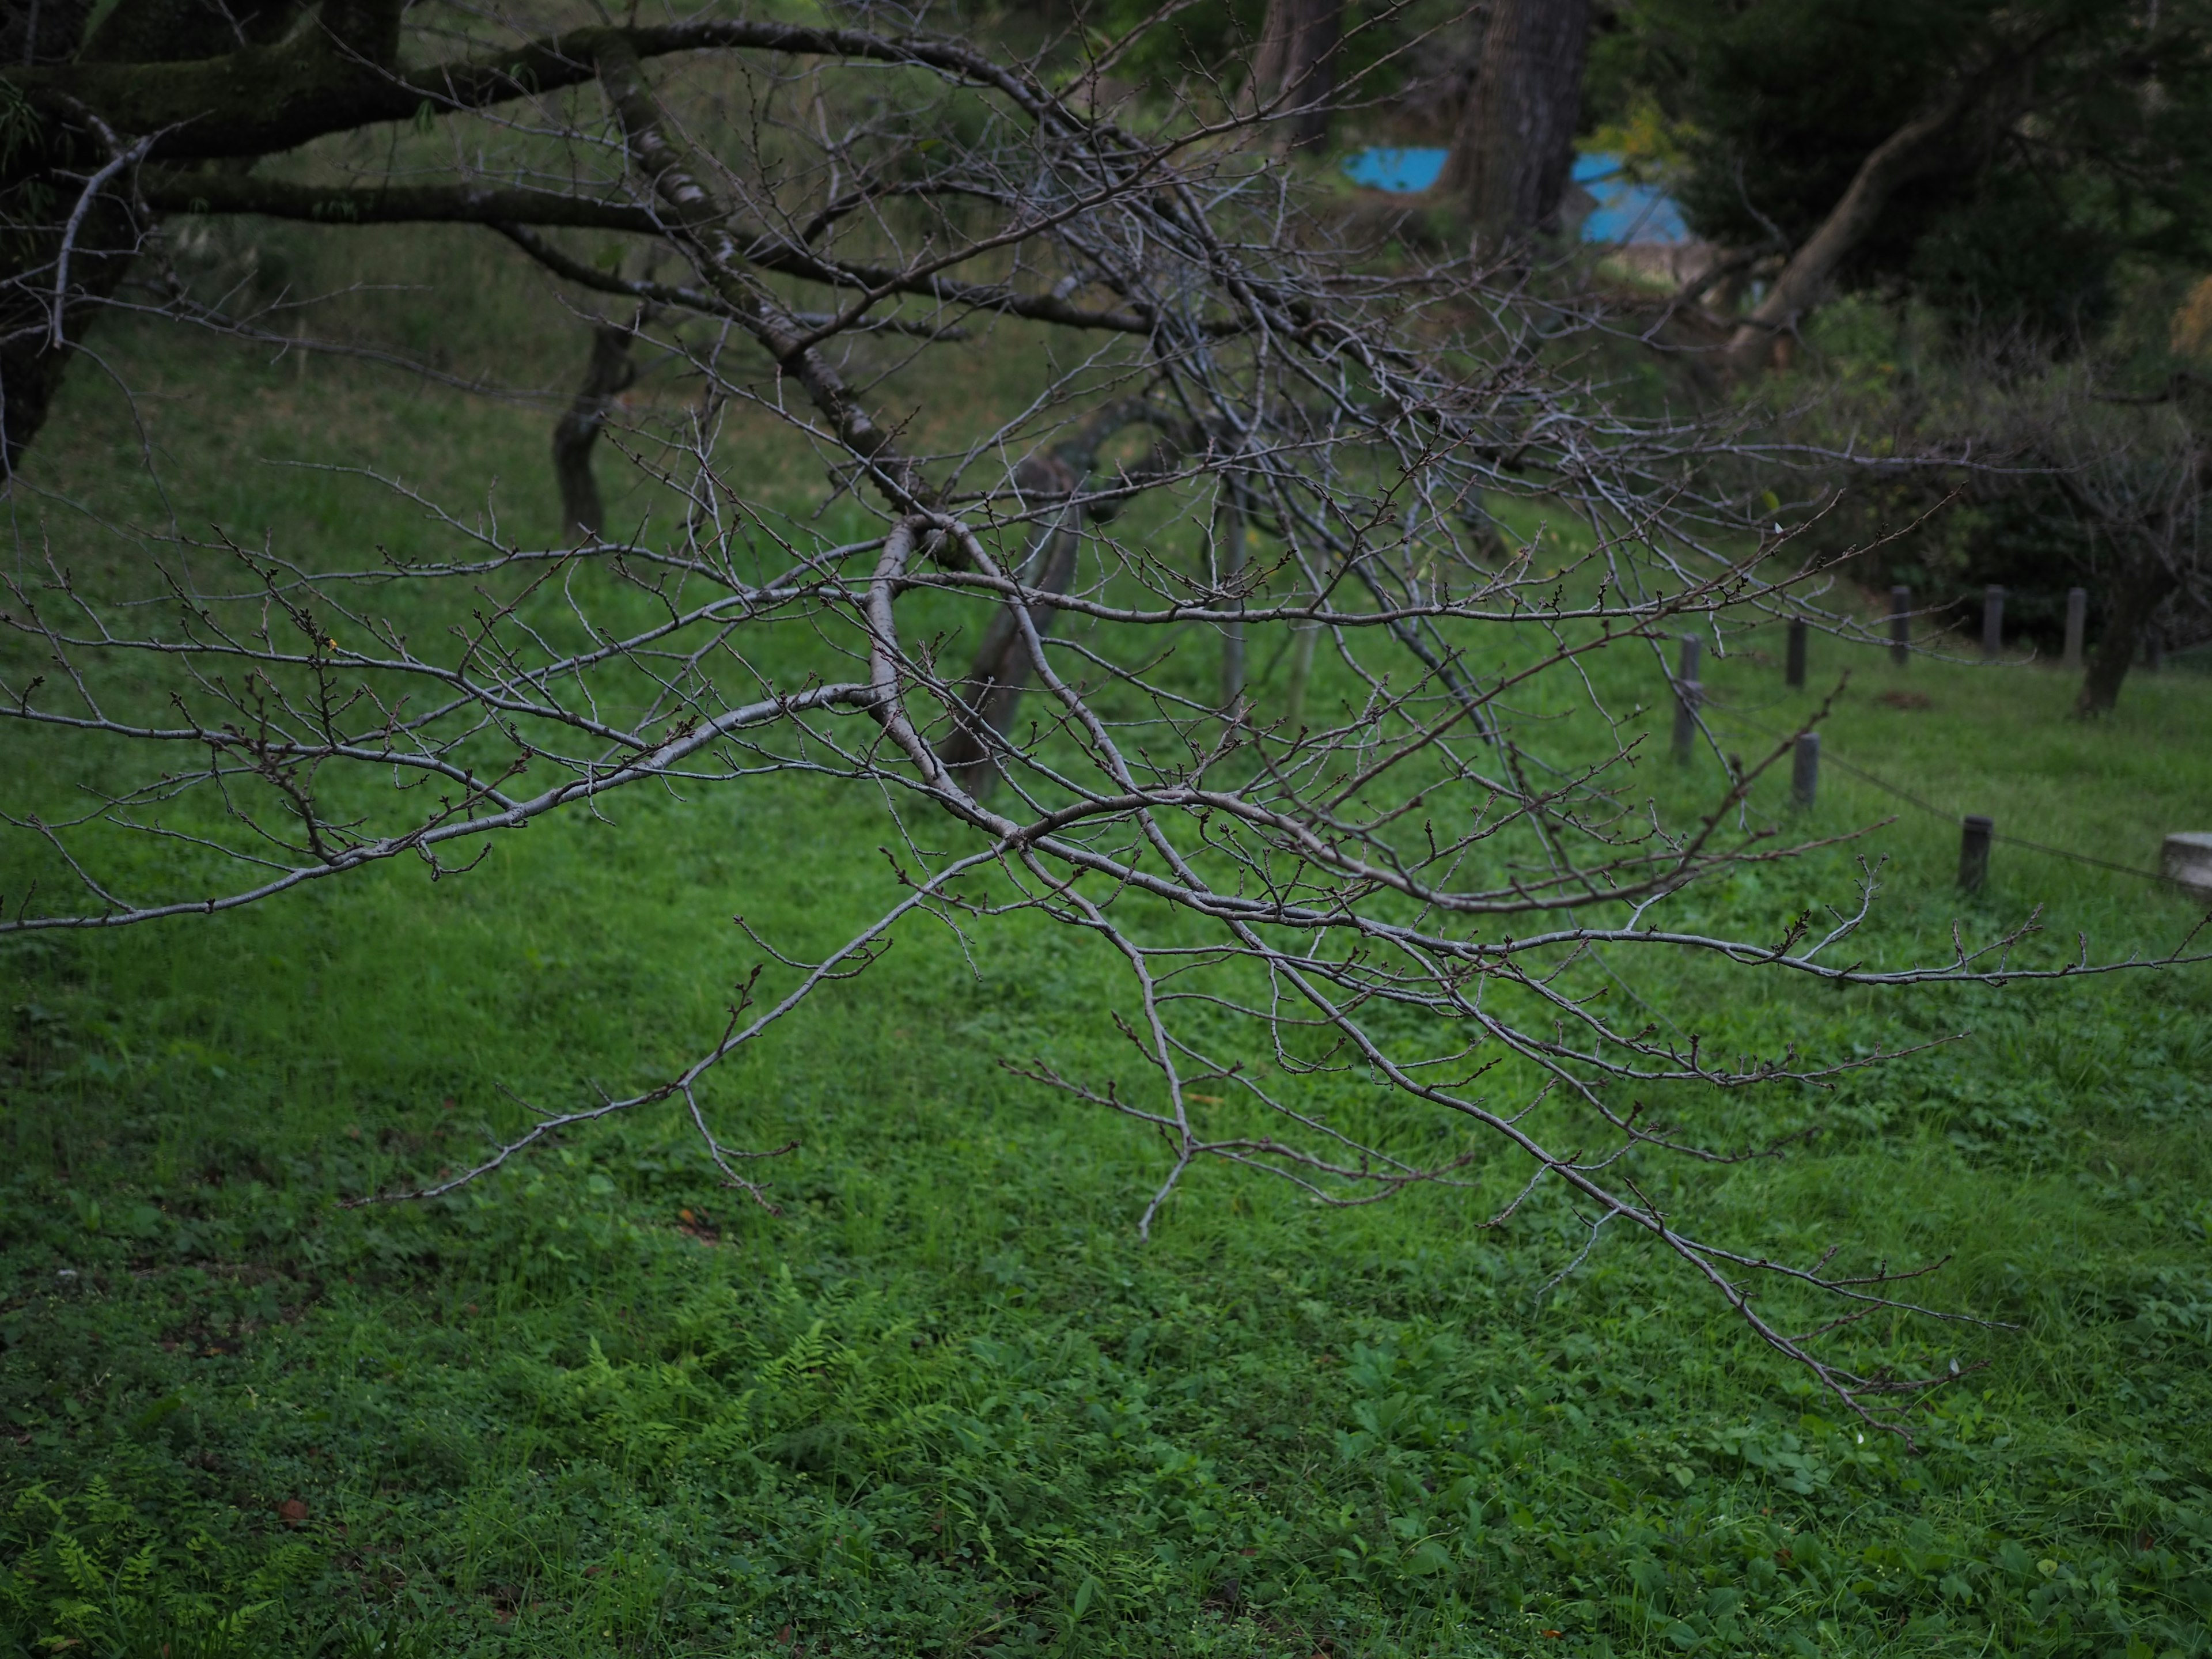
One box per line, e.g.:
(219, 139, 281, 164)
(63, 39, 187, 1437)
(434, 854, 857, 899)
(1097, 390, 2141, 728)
(3, 271, 2211, 1658)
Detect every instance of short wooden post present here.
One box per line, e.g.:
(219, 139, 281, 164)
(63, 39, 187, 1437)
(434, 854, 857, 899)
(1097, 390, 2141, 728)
(1790, 732, 1819, 810)
(2062, 587, 2086, 671)
(1671, 634, 1701, 762)
(1981, 585, 2005, 659)
(1785, 618, 1808, 689)
(1889, 585, 1911, 666)
(1958, 815, 1993, 892)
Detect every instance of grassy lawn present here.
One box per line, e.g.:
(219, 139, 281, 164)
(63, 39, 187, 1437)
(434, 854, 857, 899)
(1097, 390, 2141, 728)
(2, 285, 2210, 1659)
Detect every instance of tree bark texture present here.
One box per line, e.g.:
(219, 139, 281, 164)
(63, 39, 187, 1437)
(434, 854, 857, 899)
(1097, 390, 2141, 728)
(1440, 0, 1590, 242)
(1217, 499, 1247, 715)
(1251, 0, 1342, 151)
(552, 320, 641, 543)
(937, 501, 1085, 796)
(2057, 407, 2205, 717)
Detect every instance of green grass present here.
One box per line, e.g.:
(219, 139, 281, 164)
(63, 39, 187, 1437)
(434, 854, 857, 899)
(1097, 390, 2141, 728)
(2, 259, 2211, 1659)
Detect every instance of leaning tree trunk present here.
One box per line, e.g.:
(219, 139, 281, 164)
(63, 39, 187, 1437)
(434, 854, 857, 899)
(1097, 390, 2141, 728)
(1719, 88, 1971, 378)
(552, 319, 641, 542)
(1249, 0, 1342, 151)
(1438, 0, 1590, 243)
(1719, 36, 2058, 379)
(2075, 559, 2179, 716)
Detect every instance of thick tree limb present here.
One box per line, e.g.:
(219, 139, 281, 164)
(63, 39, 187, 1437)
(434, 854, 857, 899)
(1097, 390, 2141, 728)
(153, 175, 1157, 335)
(552, 316, 641, 543)
(586, 31, 921, 505)
(140, 172, 661, 232)
(12, 17, 1074, 166)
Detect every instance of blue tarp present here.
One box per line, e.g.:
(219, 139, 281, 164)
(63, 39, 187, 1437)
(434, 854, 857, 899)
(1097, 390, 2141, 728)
(1342, 148, 1692, 246)
(1341, 147, 1449, 193)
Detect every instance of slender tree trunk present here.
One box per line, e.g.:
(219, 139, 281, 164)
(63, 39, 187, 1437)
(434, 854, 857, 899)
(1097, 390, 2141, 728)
(1250, 0, 1342, 150)
(1438, 0, 1590, 243)
(552, 319, 640, 542)
(2075, 560, 2177, 716)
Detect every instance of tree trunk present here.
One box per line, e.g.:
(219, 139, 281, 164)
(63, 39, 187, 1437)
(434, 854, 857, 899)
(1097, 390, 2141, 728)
(1438, 0, 1590, 243)
(1284, 620, 1320, 725)
(937, 505, 1084, 795)
(0, 0, 316, 474)
(552, 320, 640, 543)
(1720, 89, 1970, 377)
(938, 404, 1162, 794)
(2075, 560, 2178, 716)
(1719, 33, 2061, 378)
(1251, 0, 1342, 150)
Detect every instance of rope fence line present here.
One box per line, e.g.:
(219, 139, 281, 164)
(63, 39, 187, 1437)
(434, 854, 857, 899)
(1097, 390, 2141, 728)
(1694, 695, 2184, 889)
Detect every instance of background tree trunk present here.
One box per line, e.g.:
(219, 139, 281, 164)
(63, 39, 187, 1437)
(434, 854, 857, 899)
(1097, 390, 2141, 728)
(938, 404, 1162, 794)
(937, 505, 1084, 795)
(1439, 0, 1590, 242)
(2076, 562, 2179, 715)
(1718, 37, 2059, 379)
(1217, 499, 1247, 716)
(552, 320, 641, 542)
(1251, 0, 1343, 150)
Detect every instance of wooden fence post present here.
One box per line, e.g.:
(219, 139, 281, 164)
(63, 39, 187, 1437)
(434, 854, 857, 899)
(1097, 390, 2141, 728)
(1890, 586, 1911, 666)
(2062, 587, 2086, 671)
(1982, 585, 2005, 659)
(1958, 815, 1993, 892)
(1785, 618, 1808, 689)
(1672, 634, 1701, 762)
(1791, 732, 1819, 809)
